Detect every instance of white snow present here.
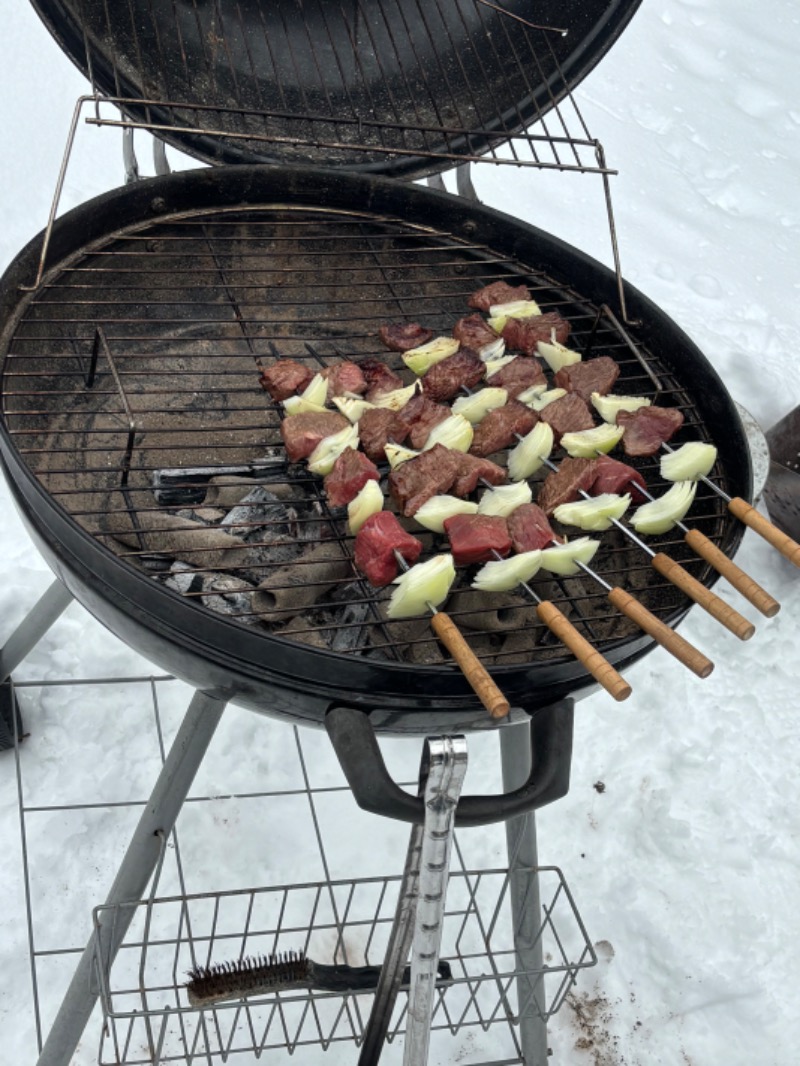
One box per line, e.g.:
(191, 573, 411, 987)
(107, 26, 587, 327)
(1, 1, 799, 1064)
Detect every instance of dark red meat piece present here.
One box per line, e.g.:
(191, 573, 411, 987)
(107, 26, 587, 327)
(451, 454, 506, 498)
(358, 407, 408, 463)
(589, 455, 648, 504)
(507, 504, 559, 553)
(323, 361, 367, 399)
(469, 400, 538, 458)
(486, 356, 546, 398)
(421, 348, 485, 402)
(323, 447, 380, 508)
(444, 513, 512, 566)
(538, 393, 595, 443)
(537, 458, 598, 516)
(396, 393, 451, 449)
(379, 322, 434, 352)
(354, 512, 423, 587)
(259, 359, 313, 401)
(617, 406, 685, 458)
(453, 314, 500, 351)
(388, 444, 461, 517)
(281, 411, 349, 463)
(502, 312, 571, 355)
(554, 356, 620, 403)
(467, 280, 530, 312)
(359, 358, 404, 401)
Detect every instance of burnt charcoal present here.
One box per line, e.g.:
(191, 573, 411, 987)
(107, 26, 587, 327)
(221, 486, 295, 539)
(326, 598, 372, 652)
(204, 474, 296, 508)
(152, 458, 286, 506)
(175, 508, 224, 525)
(445, 588, 530, 631)
(201, 574, 261, 625)
(163, 561, 206, 595)
(104, 509, 253, 570)
(252, 541, 352, 621)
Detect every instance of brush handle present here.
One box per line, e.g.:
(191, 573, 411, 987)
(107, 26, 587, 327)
(683, 528, 780, 618)
(312, 960, 452, 993)
(728, 497, 800, 568)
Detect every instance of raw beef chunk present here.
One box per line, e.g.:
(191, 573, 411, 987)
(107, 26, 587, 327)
(354, 512, 422, 586)
(539, 393, 595, 442)
(324, 448, 380, 507)
(537, 458, 598, 516)
(616, 406, 685, 457)
(507, 504, 559, 553)
(589, 455, 648, 503)
(388, 444, 461, 516)
(444, 513, 512, 566)
(451, 453, 507, 497)
(281, 411, 349, 462)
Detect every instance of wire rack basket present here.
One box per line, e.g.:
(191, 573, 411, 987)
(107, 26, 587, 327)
(94, 866, 594, 1065)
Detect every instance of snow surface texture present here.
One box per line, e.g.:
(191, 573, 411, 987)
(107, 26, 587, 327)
(1, 1, 798, 1064)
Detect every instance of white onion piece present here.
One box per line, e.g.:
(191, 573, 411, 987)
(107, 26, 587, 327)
(347, 479, 384, 534)
(307, 423, 359, 475)
(423, 414, 474, 453)
(414, 495, 479, 533)
(301, 372, 329, 407)
(477, 481, 533, 517)
(484, 354, 517, 378)
(591, 392, 652, 424)
(539, 537, 601, 576)
(451, 387, 508, 424)
(536, 338, 581, 373)
(372, 382, 420, 411)
(283, 394, 328, 415)
(402, 336, 459, 375)
(631, 481, 697, 535)
(387, 554, 456, 619)
(384, 442, 419, 469)
(561, 423, 624, 458)
(507, 421, 554, 481)
(479, 337, 505, 361)
(515, 382, 547, 406)
(333, 395, 376, 423)
(472, 551, 544, 593)
(528, 387, 567, 411)
(659, 442, 718, 482)
(553, 493, 631, 532)
(487, 299, 541, 332)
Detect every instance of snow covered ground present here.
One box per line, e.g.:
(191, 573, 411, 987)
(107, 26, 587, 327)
(1, 1, 798, 1064)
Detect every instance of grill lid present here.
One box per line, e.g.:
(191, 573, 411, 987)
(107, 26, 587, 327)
(30, 0, 642, 177)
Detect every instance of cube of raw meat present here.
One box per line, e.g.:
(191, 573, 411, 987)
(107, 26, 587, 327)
(323, 361, 367, 399)
(452, 314, 500, 351)
(469, 400, 538, 458)
(421, 348, 485, 402)
(589, 454, 647, 503)
(281, 411, 349, 463)
(616, 406, 685, 457)
(388, 444, 461, 516)
(359, 358, 405, 400)
(538, 393, 595, 443)
(324, 448, 380, 507)
(507, 504, 559, 553)
(259, 359, 313, 401)
(554, 356, 620, 403)
(468, 280, 531, 312)
(501, 312, 570, 355)
(354, 512, 423, 587)
(451, 453, 506, 497)
(379, 322, 434, 352)
(444, 513, 512, 566)
(536, 458, 598, 516)
(487, 356, 546, 398)
(358, 408, 408, 462)
(396, 393, 451, 449)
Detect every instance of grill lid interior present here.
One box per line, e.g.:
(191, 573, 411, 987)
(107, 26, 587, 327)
(30, 0, 643, 177)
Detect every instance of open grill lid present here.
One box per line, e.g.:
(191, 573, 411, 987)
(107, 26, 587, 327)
(30, 0, 643, 177)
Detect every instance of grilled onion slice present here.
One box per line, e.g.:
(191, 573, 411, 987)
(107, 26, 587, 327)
(385, 442, 419, 469)
(472, 551, 544, 592)
(414, 495, 479, 533)
(372, 382, 420, 411)
(402, 336, 460, 375)
(553, 493, 631, 532)
(387, 554, 456, 619)
(477, 481, 533, 517)
(631, 481, 697, 535)
(484, 354, 517, 378)
(283, 373, 330, 415)
(659, 442, 718, 482)
(347, 480, 384, 534)
(528, 387, 567, 412)
(307, 423, 360, 475)
(561, 423, 624, 457)
(451, 387, 509, 424)
(487, 299, 541, 332)
(507, 422, 554, 481)
(539, 537, 601, 576)
(423, 414, 474, 453)
(536, 338, 581, 373)
(333, 395, 376, 423)
(591, 392, 651, 423)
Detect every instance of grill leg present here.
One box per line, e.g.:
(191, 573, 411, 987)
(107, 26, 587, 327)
(34, 689, 227, 1066)
(501, 726, 549, 1066)
(0, 580, 74, 683)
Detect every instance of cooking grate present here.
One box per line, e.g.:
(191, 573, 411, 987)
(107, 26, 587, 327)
(1, 202, 733, 673)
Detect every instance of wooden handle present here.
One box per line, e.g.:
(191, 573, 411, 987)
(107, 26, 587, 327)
(430, 611, 510, 719)
(684, 528, 780, 618)
(728, 497, 800, 568)
(607, 587, 714, 679)
(536, 600, 631, 702)
(651, 552, 755, 641)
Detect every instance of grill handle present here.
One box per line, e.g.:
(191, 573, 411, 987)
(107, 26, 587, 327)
(325, 702, 573, 827)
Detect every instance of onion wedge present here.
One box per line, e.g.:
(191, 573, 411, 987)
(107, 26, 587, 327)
(307, 423, 359, 475)
(631, 481, 697, 535)
(385, 442, 419, 469)
(479, 337, 505, 361)
(414, 495, 479, 534)
(539, 537, 601, 576)
(487, 299, 541, 332)
(528, 387, 567, 412)
(283, 372, 328, 414)
(477, 481, 533, 517)
(515, 382, 547, 406)
(484, 354, 517, 378)
(553, 493, 631, 532)
(659, 442, 718, 482)
(536, 338, 581, 374)
(347, 479, 384, 534)
(402, 336, 459, 375)
(372, 382, 420, 411)
(387, 554, 456, 619)
(561, 423, 624, 458)
(507, 422, 554, 481)
(472, 551, 544, 593)
(423, 413, 474, 453)
(333, 395, 376, 423)
(591, 392, 651, 424)
(451, 387, 509, 424)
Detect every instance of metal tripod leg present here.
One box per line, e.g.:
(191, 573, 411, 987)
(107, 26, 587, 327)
(35, 689, 227, 1066)
(501, 725, 549, 1066)
(0, 580, 73, 682)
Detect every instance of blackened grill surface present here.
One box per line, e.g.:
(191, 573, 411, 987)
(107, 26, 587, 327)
(0, 168, 747, 721)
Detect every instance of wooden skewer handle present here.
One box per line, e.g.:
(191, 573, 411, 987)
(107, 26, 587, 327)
(607, 587, 714, 679)
(536, 600, 632, 702)
(728, 497, 800, 568)
(651, 552, 755, 641)
(684, 528, 780, 618)
(430, 611, 510, 719)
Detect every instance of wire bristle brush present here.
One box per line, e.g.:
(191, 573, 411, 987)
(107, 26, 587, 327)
(185, 949, 452, 1007)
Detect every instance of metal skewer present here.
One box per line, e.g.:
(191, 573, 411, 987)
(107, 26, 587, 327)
(661, 441, 800, 569)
